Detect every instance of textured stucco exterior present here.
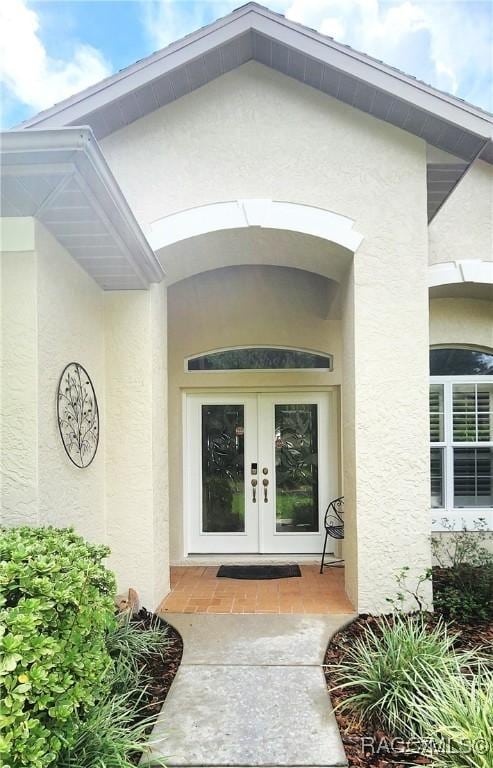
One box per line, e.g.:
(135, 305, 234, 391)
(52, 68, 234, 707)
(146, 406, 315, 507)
(100, 62, 432, 612)
(36, 223, 106, 540)
(105, 286, 169, 608)
(100, 62, 424, 240)
(0, 220, 169, 610)
(1, 221, 38, 526)
(3, 56, 492, 615)
(340, 267, 358, 606)
(1, 220, 105, 534)
(429, 161, 493, 266)
(430, 298, 493, 349)
(349, 196, 431, 613)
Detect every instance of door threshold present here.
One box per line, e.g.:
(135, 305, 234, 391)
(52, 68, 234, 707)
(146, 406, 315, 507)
(171, 553, 337, 566)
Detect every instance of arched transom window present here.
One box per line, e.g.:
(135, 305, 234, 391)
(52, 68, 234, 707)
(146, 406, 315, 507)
(186, 347, 332, 372)
(430, 347, 493, 529)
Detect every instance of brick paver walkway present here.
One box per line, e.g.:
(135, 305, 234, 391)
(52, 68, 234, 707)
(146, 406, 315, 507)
(159, 563, 354, 614)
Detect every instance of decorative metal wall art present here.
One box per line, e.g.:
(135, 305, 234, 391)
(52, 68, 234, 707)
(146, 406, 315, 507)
(57, 362, 99, 468)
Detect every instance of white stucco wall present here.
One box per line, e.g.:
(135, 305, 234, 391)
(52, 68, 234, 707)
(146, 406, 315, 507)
(340, 266, 358, 605)
(35, 223, 106, 540)
(105, 285, 169, 609)
(1, 219, 38, 526)
(429, 160, 493, 266)
(101, 61, 424, 240)
(352, 226, 431, 613)
(1, 219, 106, 537)
(101, 61, 431, 613)
(430, 297, 493, 348)
(1, 218, 170, 610)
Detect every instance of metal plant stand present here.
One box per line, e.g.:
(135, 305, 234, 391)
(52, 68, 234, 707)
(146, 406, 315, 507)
(320, 496, 344, 573)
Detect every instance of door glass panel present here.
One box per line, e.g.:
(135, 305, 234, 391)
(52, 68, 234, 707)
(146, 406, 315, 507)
(201, 405, 245, 532)
(274, 404, 319, 532)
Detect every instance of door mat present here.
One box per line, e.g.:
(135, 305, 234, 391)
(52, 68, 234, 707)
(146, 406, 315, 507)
(216, 564, 301, 580)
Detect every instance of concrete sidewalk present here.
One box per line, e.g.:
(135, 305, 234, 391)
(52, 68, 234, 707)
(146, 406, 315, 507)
(148, 613, 354, 767)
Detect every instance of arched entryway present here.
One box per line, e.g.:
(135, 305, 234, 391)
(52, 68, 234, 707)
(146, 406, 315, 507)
(150, 200, 363, 572)
(166, 262, 346, 564)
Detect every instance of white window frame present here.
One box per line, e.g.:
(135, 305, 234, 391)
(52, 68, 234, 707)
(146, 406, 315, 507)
(430, 373, 493, 532)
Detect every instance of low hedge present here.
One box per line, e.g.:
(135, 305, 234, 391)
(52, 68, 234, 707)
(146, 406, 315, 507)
(0, 527, 117, 768)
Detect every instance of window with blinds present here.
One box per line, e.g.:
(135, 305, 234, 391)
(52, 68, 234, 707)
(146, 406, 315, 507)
(429, 384, 444, 442)
(429, 348, 493, 516)
(452, 384, 492, 443)
(451, 383, 492, 507)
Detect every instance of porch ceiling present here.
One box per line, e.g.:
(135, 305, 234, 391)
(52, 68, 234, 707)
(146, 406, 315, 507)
(0, 128, 164, 290)
(154, 226, 353, 286)
(429, 283, 493, 301)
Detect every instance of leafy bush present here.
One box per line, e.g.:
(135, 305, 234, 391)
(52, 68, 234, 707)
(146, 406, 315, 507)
(330, 613, 474, 738)
(402, 660, 493, 768)
(432, 525, 493, 622)
(0, 526, 116, 768)
(58, 614, 169, 767)
(434, 566, 493, 622)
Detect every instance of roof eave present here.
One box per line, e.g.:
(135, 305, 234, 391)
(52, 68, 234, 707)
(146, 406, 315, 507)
(1, 127, 165, 287)
(15, 3, 493, 143)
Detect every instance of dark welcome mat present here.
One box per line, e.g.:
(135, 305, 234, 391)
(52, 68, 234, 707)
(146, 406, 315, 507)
(216, 564, 301, 580)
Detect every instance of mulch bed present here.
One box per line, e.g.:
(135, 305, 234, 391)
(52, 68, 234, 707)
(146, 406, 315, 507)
(323, 613, 493, 768)
(130, 609, 183, 763)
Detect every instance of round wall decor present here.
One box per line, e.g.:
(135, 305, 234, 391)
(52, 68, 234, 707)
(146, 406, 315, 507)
(57, 362, 99, 468)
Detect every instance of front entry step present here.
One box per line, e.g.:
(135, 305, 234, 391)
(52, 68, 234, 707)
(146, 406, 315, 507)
(148, 614, 351, 767)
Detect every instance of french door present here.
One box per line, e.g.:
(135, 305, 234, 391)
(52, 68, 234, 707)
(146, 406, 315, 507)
(185, 392, 335, 554)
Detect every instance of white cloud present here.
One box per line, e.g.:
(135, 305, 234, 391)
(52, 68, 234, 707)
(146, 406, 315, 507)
(0, 0, 111, 116)
(137, 0, 491, 113)
(319, 17, 346, 38)
(141, 0, 238, 51)
(285, 0, 492, 109)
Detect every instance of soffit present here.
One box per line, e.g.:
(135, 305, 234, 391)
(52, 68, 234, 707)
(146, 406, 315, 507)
(0, 128, 163, 290)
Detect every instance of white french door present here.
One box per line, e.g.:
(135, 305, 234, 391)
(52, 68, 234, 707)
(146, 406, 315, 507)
(185, 392, 335, 554)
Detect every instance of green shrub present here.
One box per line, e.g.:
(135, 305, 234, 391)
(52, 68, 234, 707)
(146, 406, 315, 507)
(330, 613, 474, 738)
(0, 526, 116, 768)
(432, 525, 493, 622)
(58, 615, 170, 767)
(402, 660, 493, 768)
(434, 565, 493, 622)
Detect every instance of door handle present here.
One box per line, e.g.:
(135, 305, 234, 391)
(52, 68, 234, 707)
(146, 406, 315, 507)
(262, 478, 269, 503)
(251, 478, 258, 503)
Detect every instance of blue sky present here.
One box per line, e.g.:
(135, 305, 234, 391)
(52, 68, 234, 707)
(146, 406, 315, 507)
(1, 0, 492, 130)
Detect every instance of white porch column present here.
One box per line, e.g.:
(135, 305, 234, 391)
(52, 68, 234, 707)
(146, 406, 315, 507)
(105, 283, 169, 610)
(342, 238, 432, 614)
